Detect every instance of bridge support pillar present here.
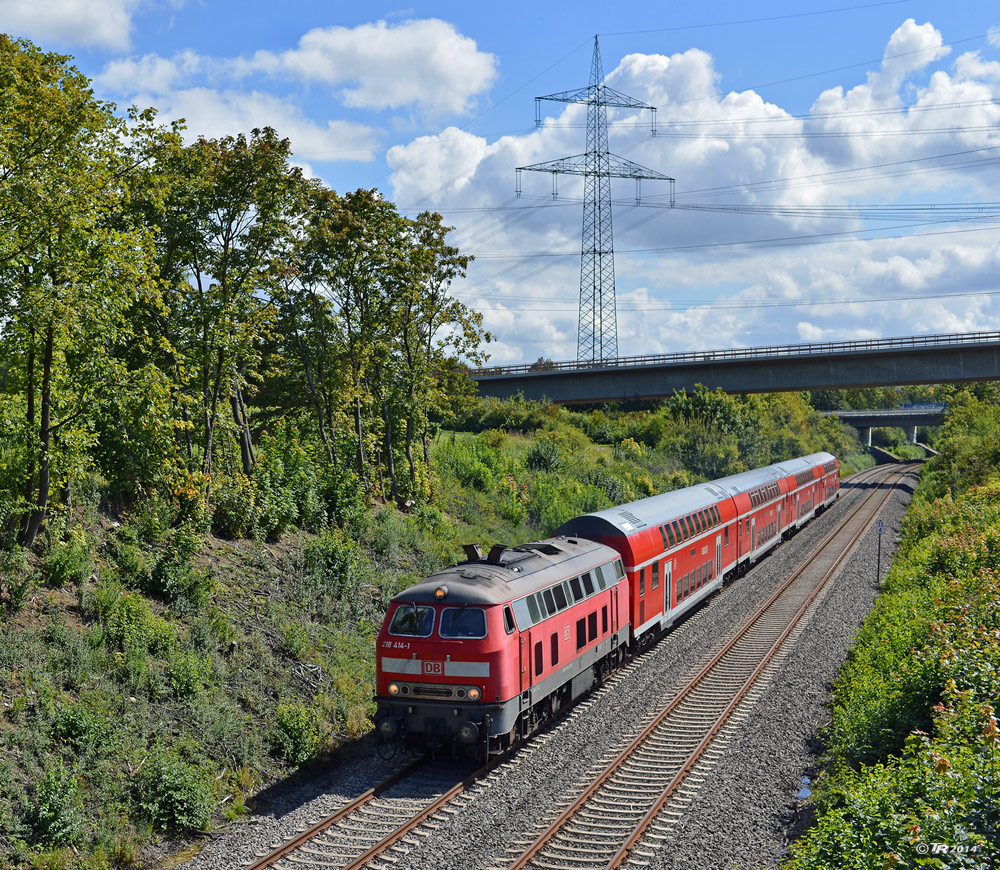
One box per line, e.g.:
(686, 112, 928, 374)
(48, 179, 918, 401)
(864, 427, 872, 447)
(911, 425, 918, 444)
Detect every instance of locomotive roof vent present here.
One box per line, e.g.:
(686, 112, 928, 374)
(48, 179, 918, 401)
(487, 544, 507, 564)
(522, 542, 562, 556)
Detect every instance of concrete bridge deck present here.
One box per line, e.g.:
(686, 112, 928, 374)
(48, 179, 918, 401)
(472, 331, 1000, 404)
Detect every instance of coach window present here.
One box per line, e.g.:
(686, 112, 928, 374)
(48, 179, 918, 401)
(658, 525, 668, 550)
(724, 525, 729, 546)
(550, 632, 559, 667)
(534, 641, 543, 677)
(701, 509, 710, 529)
(639, 567, 645, 597)
(569, 576, 583, 602)
(666, 524, 676, 547)
(503, 606, 516, 635)
(576, 618, 586, 651)
(652, 560, 659, 591)
(588, 611, 598, 642)
(582, 572, 595, 596)
(693, 512, 704, 534)
(553, 584, 568, 611)
(685, 516, 696, 538)
(542, 588, 556, 616)
(673, 520, 684, 542)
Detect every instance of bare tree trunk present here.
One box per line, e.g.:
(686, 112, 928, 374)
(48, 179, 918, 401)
(383, 398, 399, 501)
(20, 322, 53, 547)
(230, 381, 254, 476)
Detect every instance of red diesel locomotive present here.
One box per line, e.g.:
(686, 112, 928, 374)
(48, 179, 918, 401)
(374, 452, 840, 756)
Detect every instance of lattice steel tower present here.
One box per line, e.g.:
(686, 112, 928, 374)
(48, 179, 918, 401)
(517, 36, 674, 361)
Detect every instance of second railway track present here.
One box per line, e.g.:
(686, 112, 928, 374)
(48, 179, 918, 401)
(498, 463, 913, 870)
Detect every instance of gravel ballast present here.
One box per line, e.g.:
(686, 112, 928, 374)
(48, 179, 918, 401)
(179, 466, 915, 870)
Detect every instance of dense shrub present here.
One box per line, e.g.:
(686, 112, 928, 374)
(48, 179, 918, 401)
(44, 525, 93, 588)
(525, 438, 561, 472)
(140, 747, 212, 832)
(31, 762, 82, 846)
(269, 702, 321, 766)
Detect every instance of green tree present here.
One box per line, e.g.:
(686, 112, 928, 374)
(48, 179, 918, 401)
(0, 36, 157, 545)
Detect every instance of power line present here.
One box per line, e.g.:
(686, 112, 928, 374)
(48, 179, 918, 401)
(463, 286, 1000, 313)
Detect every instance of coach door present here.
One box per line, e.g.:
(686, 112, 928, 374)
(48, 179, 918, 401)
(665, 561, 673, 611)
(715, 535, 721, 580)
(520, 631, 531, 693)
(751, 517, 756, 555)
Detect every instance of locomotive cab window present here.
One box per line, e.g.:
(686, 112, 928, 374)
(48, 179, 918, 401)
(389, 605, 435, 637)
(614, 559, 626, 580)
(439, 607, 487, 639)
(503, 605, 516, 635)
(594, 568, 607, 590)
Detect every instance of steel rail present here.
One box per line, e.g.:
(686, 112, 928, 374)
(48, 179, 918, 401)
(505, 463, 912, 870)
(605, 465, 911, 869)
(242, 755, 430, 870)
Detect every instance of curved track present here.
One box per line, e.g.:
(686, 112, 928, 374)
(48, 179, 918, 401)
(244, 462, 908, 870)
(498, 463, 913, 870)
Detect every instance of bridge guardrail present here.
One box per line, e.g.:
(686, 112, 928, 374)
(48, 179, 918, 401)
(470, 331, 1000, 378)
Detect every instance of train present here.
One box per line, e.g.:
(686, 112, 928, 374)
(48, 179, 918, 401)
(374, 452, 840, 758)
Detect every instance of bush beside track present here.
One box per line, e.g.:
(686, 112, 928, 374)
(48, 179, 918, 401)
(787, 394, 1000, 869)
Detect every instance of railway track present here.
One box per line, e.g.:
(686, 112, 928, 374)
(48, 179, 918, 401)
(243, 756, 482, 870)
(243, 462, 908, 870)
(497, 462, 913, 870)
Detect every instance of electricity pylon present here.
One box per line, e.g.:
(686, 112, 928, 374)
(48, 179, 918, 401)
(517, 36, 674, 362)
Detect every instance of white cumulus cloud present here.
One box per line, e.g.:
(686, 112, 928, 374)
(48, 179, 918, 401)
(386, 23, 1000, 362)
(0, 0, 141, 50)
(240, 19, 498, 115)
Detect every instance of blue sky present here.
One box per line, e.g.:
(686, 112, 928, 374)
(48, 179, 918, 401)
(2, 0, 999, 363)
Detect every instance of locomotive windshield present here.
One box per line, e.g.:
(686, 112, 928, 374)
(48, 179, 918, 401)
(388, 604, 435, 637)
(439, 607, 487, 639)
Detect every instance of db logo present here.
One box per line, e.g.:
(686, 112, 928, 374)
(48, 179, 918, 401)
(423, 661, 443, 675)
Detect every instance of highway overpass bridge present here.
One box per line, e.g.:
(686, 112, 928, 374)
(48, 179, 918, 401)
(821, 405, 947, 444)
(472, 331, 1000, 404)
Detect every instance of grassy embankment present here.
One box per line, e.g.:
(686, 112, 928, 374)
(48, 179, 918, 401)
(788, 392, 1000, 868)
(1, 391, 868, 869)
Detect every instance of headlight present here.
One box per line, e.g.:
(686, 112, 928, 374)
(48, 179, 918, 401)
(388, 682, 400, 695)
(467, 687, 481, 701)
